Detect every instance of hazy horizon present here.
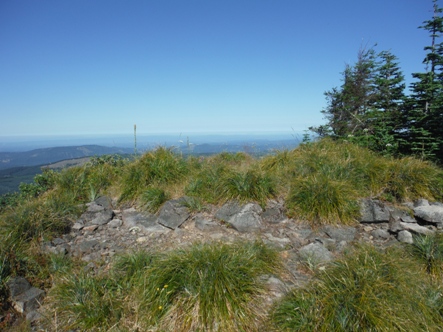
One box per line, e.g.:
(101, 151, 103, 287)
(0, 131, 305, 152)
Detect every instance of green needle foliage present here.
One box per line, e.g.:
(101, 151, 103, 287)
(271, 244, 443, 331)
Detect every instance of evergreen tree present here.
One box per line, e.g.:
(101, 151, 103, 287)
(401, 0, 443, 161)
(311, 48, 406, 155)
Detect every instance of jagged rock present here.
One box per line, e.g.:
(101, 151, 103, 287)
(298, 242, 333, 264)
(89, 210, 114, 225)
(399, 222, 435, 236)
(214, 201, 243, 222)
(390, 206, 416, 223)
(371, 229, 390, 240)
(122, 208, 168, 233)
(7, 277, 31, 298)
(7, 278, 45, 314)
(322, 225, 357, 242)
(360, 199, 390, 223)
(80, 197, 114, 226)
(12, 287, 45, 314)
(157, 198, 190, 230)
(397, 230, 413, 244)
(216, 202, 263, 233)
(414, 203, 443, 228)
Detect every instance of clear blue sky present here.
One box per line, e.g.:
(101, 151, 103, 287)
(0, 0, 434, 137)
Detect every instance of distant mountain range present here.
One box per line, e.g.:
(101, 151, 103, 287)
(0, 145, 133, 171)
(0, 139, 300, 195)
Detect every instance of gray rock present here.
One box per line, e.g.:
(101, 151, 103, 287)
(414, 204, 443, 227)
(12, 287, 45, 314)
(414, 199, 430, 207)
(390, 207, 416, 223)
(122, 208, 168, 232)
(108, 218, 123, 228)
(263, 233, 291, 249)
(262, 200, 287, 224)
(157, 198, 190, 230)
(399, 222, 435, 236)
(360, 199, 390, 223)
(298, 242, 333, 264)
(216, 203, 263, 233)
(89, 209, 113, 225)
(94, 196, 113, 210)
(7, 277, 31, 298)
(322, 225, 356, 242)
(77, 240, 99, 254)
(371, 229, 390, 240)
(397, 230, 413, 244)
(214, 201, 243, 222)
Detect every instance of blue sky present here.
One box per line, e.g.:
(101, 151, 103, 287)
(0, 0, 434, 138)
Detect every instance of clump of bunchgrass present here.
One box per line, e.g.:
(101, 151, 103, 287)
(410, 233, 443, 278)
(286, 174, 359, 226)
(219, 169, 276, 207)
(44, 271, 124, 331)
(385, 157, 443, 201)
(136, 241, 281, 331)
(271, 244, 442, 331)
(119, 147, 189, 202)
(141, 187, 170, 213)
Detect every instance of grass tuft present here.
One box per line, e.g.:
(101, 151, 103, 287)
(271, 244, 442, 331)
